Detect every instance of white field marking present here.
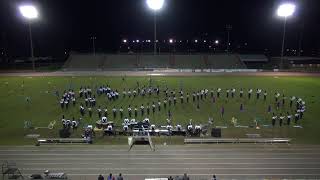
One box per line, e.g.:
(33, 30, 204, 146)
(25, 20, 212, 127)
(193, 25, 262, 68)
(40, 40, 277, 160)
(147, 73, 165, 76)
(20, 167, 320, 170)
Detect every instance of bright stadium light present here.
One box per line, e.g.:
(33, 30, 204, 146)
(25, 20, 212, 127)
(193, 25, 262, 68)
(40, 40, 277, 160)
(194, 39, 198, 43)
(136, 40, 140, 43)
(146, 0, 165, 55)
(215, 40, 219, 45)
(123, 39, 127, 43)
(147, 0, 164, 11)
(277, 2, 296, 69)
(19, 4, 39, 71)
(277, 3, 295, 17)
(169, 39, 173, 44)
(19, 5, 38, 19)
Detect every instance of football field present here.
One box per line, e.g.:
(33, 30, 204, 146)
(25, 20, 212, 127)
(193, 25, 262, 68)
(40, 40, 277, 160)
(0, 71, 319, 145)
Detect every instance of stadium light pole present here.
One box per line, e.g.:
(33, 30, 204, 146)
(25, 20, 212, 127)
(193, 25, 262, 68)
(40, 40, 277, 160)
(146, 0, 164, 55)
(90, 36, 97, 56)
(19, 5, 38, 71)
(169, 38, 175, 53)
(277, 3, 295, 69)
(226, 25, 232, 54)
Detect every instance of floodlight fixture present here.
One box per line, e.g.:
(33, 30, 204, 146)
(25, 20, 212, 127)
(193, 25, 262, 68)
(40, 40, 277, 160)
(19, 5, 38, 19)
(146, 0, 164, 11)
(277, 3, 295, 17)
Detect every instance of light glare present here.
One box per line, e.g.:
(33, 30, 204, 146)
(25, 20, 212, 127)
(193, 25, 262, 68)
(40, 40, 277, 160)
(19, 5, 38, 19)
(146, 0, 164, 11)
(277, 3, 295, 17)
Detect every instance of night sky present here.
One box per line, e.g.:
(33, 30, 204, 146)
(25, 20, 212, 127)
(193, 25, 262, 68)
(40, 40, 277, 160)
(0, 0, 320, 57)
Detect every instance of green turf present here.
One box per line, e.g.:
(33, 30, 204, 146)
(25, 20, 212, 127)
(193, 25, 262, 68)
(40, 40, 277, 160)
(0, 76, 319, 145)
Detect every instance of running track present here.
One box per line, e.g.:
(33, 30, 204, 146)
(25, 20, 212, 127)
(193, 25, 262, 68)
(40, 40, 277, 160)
(1, 144, 320, 180)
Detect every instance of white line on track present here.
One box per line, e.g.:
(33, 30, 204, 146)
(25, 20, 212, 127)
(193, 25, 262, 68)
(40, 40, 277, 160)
(2, 149, 319, 151)
(19, 173, 320, 176)
(128, 162, 320, 165)
(19, 162, 320, 165)
(0, 148, 296, 151)
(3, 157, 320, 160)
(2, 149, 320, 152)
(20, 167, 320, 170)
(20, 162, 113, 165)
(1, 153, 320, 156)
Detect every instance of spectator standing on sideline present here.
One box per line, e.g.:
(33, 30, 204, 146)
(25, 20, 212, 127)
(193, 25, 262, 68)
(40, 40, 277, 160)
(107, 173, 115, 180)
(182, 173, 189, 180)
(98, 174, 104, 180)
(117, 173, 123, 180)
(211, 174, 217, 180)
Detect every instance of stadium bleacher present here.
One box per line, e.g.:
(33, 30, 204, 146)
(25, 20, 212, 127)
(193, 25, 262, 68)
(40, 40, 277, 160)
(63, 53, 102, 70)
(63, 53, 248, 70)
(173, 55, 204, 69)
(103, 55, 138, 70)
(208, 54, 246, 69)
(140, 55, 170, 69)
(238, 54, 269, 69)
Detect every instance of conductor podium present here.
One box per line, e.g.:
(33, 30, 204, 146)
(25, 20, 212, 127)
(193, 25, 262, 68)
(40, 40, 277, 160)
(128, 127, 155, 151)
